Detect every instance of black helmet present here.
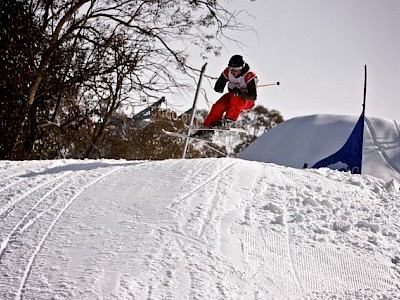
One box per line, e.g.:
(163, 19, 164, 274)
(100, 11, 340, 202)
(228, 55, 245, 69)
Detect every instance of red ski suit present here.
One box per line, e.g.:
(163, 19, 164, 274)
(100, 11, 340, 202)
(204, 65, 258, 127)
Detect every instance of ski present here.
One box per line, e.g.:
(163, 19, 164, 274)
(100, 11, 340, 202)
(184, 124, 246, 133)
(162, 129, 228, 156)
(162, 129, 213, 143)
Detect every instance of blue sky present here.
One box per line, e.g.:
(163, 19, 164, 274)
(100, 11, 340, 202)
(184, 0, 400, 121)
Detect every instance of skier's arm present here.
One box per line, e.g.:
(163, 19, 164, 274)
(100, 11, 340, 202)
(239, 78, 257, 100)
(214, 72, 228, 93)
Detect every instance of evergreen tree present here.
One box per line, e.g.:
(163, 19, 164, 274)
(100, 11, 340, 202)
(0, 0, 44, 159)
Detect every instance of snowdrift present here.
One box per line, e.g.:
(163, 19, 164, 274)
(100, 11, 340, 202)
(239, 114, 400, 182)
(0, 158, 399, 299)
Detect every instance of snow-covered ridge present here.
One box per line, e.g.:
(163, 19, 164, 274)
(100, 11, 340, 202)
(239, 114, 400, 182)
(0, 158, 399, 299)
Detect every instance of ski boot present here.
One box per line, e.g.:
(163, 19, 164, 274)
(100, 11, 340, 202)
(191, 127, 213, 139)
(210, 117, 234, 129)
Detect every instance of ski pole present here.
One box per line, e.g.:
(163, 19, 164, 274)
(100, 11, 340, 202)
(257, 82, 280, 88)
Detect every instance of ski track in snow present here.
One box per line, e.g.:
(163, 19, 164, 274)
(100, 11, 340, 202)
(0, 159, 399, 299)
(0, 160, 135, 299)
(273, 167, 396, 298)
(365, 118, 400, 175)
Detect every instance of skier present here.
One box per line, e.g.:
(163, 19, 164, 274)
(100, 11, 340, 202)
(192, 54, 258, 138)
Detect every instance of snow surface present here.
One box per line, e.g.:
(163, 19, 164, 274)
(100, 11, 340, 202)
(239, 114, 400, 183)
(1, 156, 400, 299)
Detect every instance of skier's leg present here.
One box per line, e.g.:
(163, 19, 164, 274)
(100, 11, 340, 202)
(225, 97, 255, 121)
(242, 99, 256, 110)
(203, 93, 230, 127)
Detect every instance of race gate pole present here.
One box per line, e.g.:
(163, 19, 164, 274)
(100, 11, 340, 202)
(182, 62, 207, 158)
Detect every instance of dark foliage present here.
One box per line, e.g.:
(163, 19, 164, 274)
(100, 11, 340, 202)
(0, 0, 264, 160)
(0, 0, 44, 158)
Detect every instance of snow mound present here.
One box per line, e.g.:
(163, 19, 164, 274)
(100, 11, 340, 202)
(239, 114, 400, 182)
(0, 158, 399, 299)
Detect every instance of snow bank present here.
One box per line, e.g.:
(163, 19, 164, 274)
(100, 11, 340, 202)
(239, 114, 400, 183)
(0, 158, 399, 299)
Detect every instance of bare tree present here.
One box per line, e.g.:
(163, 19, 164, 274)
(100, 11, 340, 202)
(5, 0, 252, 158)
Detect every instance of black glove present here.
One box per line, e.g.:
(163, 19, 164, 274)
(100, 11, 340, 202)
(232, 87, 241, 96)
(214, 86, 224, 93)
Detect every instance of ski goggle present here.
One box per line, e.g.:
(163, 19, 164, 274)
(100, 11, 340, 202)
(229, 65, 243, 71)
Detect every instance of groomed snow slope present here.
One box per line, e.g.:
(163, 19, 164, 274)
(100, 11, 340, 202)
(0, 159, 399, 299)
(239, 115, 400, 183)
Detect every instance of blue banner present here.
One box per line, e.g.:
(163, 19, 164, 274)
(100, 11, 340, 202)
(312, 113, 365, 174)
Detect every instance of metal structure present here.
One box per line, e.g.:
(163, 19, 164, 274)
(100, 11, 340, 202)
(182, 63, 208, 158)
(132, 96, 166, 121)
